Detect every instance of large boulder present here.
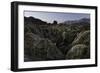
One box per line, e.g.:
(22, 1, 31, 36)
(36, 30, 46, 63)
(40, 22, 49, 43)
(66, 44, 90, 59)
(24, 32, 42, 61)
(65, 30, 90, 59)
(24, 32, 64, 61)
(31, 39, 64, 61)
(72, 30, 90, 46)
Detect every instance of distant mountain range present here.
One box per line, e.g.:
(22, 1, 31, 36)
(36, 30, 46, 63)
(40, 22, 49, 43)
(24, 16, 90, 25)
(62, 18, 90, 25)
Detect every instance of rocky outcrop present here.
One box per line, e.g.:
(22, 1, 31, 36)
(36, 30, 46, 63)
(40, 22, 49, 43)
(65, 30, 90, 59)
(66, 44, 89, 59)
(24, 32, 64, 61)
(72, 30, 90, 46)
(24, 16, 90, 61)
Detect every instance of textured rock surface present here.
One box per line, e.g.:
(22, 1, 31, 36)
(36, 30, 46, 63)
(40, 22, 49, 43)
(24, 32, 64, 61)
(24, 16, 90, 61)
(66, 44, 89, 59)
(72, 30, 90, 46)
(66, 30, 90, 59)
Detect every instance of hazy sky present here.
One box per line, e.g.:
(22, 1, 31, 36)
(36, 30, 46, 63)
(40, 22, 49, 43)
(24, 11, 90, 23)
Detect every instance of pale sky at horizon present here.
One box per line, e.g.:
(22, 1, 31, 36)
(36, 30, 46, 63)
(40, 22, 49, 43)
(24, 11, 90, 23)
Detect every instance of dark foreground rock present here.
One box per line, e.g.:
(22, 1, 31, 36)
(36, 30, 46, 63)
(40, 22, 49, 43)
(24, 32, 64, 61)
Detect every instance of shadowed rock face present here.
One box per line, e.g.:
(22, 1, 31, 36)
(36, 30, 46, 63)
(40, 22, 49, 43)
(24, 16, 90, 62)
